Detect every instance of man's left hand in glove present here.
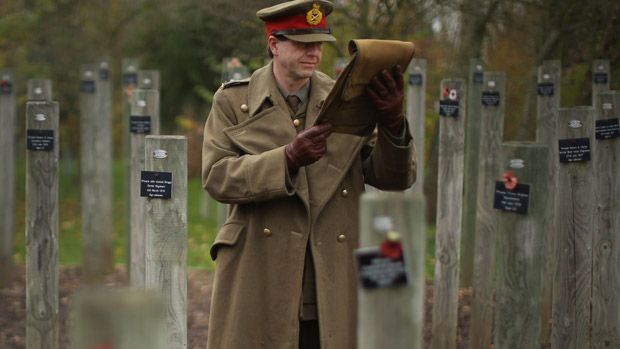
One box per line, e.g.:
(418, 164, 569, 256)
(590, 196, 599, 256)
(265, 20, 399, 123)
(367, 64, 405, 135)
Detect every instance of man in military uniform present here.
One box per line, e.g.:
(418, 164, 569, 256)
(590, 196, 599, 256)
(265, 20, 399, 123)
(202, 1, 416, 348)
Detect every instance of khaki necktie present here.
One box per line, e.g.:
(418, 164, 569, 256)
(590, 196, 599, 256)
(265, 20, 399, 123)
(286, 95, 301, 113)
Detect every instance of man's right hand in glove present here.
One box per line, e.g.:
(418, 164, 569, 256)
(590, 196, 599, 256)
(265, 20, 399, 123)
(285, 123, 334, 173)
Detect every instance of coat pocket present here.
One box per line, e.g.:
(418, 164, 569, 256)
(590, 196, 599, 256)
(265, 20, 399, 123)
(210, 222, 244, 261)
(223, 107, 294, 155)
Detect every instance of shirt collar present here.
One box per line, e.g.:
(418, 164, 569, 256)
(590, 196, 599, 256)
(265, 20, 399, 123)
(277, 81, 310, 105)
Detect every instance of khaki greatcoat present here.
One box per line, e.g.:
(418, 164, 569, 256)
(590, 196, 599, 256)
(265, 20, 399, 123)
(202, 62, 416, 349)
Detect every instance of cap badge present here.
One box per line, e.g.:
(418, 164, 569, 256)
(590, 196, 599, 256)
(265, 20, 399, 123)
(306, 4, 322, 26)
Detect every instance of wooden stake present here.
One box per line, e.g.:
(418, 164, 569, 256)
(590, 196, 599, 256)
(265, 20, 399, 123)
(26, 101, 59, 348)
(494, 142, 549, 349)
(591, 91, 620, 348)
(0, 69, 16, 286)
(551, 106, 595, 349)
(431, 78, 466, 349)
(144, 135, 187, 349)
(406, 58, 426, 196)
(357, 192, 426, 349)
(535, 60, 561, 347)
(129, 89, 160, 287)
(460, 58, 485, 288)
(469, 72, 506, 349)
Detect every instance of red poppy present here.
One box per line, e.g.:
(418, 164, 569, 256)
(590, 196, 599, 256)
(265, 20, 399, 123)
(380, 240, 403, 261)
(503, 171, 517, 190)
(125, 84, 134, 97)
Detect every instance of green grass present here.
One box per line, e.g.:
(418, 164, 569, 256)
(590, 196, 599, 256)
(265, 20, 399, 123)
(11, 156, 435, 275)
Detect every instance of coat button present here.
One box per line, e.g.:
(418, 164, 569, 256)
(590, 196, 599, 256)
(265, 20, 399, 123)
(337, 234, 346, 243)
(240, 104, 249, 112)
(293, 119, 301, 127)
(341, 189, 349, 197)
(263, 228, 272, 236)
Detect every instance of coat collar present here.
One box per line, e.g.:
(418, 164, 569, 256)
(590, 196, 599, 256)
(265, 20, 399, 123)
(247, 62, 277, 117)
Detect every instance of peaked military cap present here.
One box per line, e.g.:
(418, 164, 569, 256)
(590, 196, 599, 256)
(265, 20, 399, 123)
(257, 0, 336, 43)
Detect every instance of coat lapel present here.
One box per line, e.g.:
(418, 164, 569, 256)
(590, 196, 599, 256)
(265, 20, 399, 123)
(225, 63, 297, 154)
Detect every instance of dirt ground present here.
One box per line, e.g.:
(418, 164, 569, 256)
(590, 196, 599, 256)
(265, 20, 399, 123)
(0, 266, 471, 348)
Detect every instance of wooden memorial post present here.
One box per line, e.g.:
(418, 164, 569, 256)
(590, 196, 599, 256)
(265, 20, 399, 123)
(0, 69, 16, 286)
(469, 72, 506, 349)
(406, 59, 426, 196)
(96, 58, 114, 274)
(26, 100, 59, 348)
(70, 288, 166, 349)
(28, 79, 53, 101)
(138, 70, 161, 91)
(357, 192, 426, 349)
(535, 60, 561, 346)
(551, 107, 595, 349)
(591, 60, 610, 106)
(80, 63, 114, 280)
(431, 78, 466, 349)
(144, 136, 188, 349)
(122, 58, 140, 270)
(460, 59, 485, 287)
(591, 91, 620, 348)
(494, 142, 549, 349)
(129, 89, 160, 287)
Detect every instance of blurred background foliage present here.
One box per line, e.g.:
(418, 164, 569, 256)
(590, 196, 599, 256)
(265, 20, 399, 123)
(1, 0, 619, 268)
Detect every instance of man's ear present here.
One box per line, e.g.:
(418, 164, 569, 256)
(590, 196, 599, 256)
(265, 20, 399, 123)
(268, 36, 278, 56)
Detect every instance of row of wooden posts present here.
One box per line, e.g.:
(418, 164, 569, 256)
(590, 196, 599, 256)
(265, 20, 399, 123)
(0, 59, 188, 348)
(361, 58, 618, 349)
(0, 57, 617, 348)
(419, 59, 618, 349)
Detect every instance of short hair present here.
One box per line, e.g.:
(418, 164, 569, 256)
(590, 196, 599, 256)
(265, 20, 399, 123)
(267, 35, 288, 58)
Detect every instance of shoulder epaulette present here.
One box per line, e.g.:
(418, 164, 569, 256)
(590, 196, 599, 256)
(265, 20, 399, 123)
(221, 78, 250, 90)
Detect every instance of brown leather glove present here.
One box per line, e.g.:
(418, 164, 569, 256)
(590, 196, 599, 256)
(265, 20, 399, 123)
(367, 65, 405, 135)
(285, 123, 334, 173)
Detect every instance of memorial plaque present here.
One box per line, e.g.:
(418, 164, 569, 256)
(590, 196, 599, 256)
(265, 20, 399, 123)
(27, 129, 54, 151)
(355, 246, 408, 290)
(593, 73, 609, 84)
(123, 73, 138, 86)
(482, 91, 500, 106)
(0, 80, 12, 94)
(559, 137, 591, 163)
(140, 171, 172, 199)
(537, 82, 554, 97)
(408, 73, 423, 86)
(99, 69, 109, 81)
(493, 182, 530, 214)
(130, 116, 152, 134)
(473, 72, 483, 84)
(80, 80, 95, 93)
(595, 118, 620, 140)
(439, 100, 459, 117)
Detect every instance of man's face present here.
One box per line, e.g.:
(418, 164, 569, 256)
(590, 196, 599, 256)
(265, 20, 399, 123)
(271, 38, 323, 82)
